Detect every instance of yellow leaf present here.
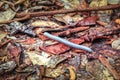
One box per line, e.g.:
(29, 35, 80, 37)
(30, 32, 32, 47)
(67, 66, 76, 80)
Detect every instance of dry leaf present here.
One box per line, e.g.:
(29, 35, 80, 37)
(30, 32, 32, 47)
(31, 20, 60, 28)
(89, 0, 112, 14)
(45, 66, 66, 78)
(26, 51, 50, 66)
(59, 0, 80, 9)
(0, 8, 16, 22)
(112, 39, 120, 50)
(0, 31, 7, 42)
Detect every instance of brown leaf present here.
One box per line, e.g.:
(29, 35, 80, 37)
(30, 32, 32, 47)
(76, 16, 98, 26)
(9, 45, 22, 58)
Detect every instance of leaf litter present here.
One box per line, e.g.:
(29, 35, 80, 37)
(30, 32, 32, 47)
(0, 0, 120, 80)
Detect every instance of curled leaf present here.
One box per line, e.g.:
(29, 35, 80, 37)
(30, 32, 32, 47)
(67, 66, 76, 80)
(0, 61, 17, 75)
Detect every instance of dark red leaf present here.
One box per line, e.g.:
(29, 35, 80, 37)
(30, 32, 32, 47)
(22, 38, 35, 44)
(40, 38, 85, 54)
(40, 43, 70, 54)
(70, 38, 85, 44)
(76, 16, 98, 26)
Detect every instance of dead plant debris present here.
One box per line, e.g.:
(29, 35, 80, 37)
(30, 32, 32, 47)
(0, 0, 120, 80)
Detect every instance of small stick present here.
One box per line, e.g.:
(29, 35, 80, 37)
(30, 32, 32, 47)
(16, 4, 120, 17)
(54, 26, 89, 36)
(0, 14, 30, 24)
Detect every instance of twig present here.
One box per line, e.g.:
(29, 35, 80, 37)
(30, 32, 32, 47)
(98, 55, 120, 80)
(0, 14, 30, 24)
(54, 26, 89, 36)
(16, 4, 120, 17)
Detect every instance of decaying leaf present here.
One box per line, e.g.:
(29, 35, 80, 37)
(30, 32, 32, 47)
(0, 8, 16, 22)
(76, 16, 98, 26)
(0, 30, 7, 42)
(60, 14, 73, 24)
(47, 55, 68, 68)
(9, 44, 22, 58)
(112, 39, 120, 50)
(26, 51, 50, 66)
(45, 66, 66, 78)
(31, 20, 61, 28)
(16, 66, 35, 73)
(89, 0, 107, 8)
(81, 55, 88, 66)
(99, 55, 120, 80)
(0, 0, 119, 79)
(89, 0, 112, 14)
(9, 21, 36, 36)
(26, 51, 68, 68)
(27, 74, 40, 80)
(102, 68, 114, 80)
(0, 61, 17, 75)
(68, 54, 81, 67)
